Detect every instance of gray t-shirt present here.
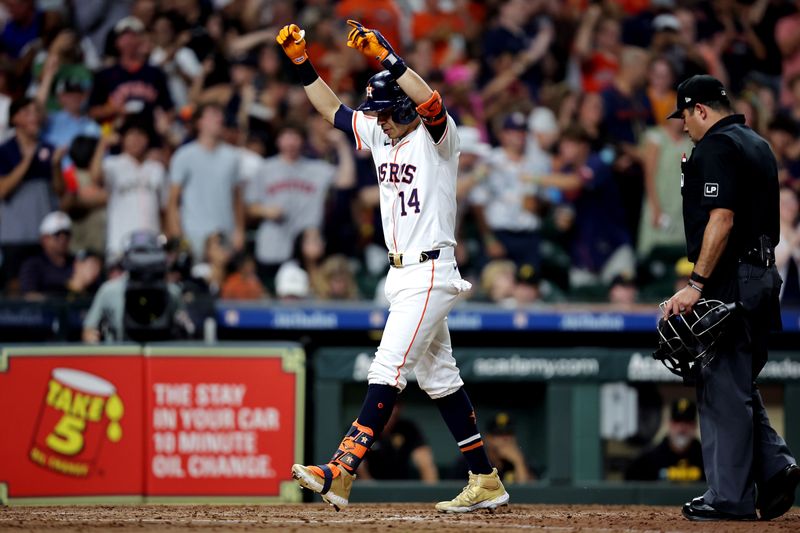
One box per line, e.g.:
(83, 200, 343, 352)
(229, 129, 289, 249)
(169, 141, 240, 259)
(83, 274, 184, 341)
(468, 147, 541, 232)
(104, 154, 167, 259)
(246, 155, 334, 264)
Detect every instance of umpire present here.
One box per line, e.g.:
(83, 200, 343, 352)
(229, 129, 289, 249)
(663, 75, 800, 521)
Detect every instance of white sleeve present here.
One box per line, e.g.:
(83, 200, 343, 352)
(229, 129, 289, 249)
(352, 110, 380, 152)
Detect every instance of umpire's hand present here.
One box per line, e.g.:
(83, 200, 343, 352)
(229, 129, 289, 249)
(663, 284, 702, 318)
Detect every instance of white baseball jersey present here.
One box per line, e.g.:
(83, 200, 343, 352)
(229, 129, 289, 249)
(335, 106, 469, 397)
(350, 111, 459, 254)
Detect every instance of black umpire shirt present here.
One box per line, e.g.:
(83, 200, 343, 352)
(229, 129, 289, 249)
(681, 114, 779, 280)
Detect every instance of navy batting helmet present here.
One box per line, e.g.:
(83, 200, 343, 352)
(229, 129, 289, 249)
(357, 70, 417, 124)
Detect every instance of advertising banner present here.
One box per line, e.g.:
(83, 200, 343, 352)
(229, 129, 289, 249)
(144, 344, 304, 502)
(0, 343, 305, 504)
(0, 346, 144, 504)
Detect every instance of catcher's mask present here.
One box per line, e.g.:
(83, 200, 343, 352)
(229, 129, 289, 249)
(357, 70, 417, 124)
(653, 298, 738, 385)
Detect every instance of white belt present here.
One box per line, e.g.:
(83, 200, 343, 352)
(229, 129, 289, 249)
(388, 247, 454, 268)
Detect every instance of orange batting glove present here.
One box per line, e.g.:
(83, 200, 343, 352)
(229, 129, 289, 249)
(346, 20, 393, 62)
(346, 20, 407, 78)
(276, 24, 308, 65)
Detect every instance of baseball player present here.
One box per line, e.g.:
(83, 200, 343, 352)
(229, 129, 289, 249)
(276, 21, 508, 513)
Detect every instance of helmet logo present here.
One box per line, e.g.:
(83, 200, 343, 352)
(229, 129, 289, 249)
(366, 85, 373, 99)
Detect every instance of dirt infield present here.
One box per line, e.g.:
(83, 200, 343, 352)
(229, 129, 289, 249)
(0, 504, 798, 532)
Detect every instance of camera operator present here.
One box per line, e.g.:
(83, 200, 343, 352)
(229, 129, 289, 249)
(82, 230, 192, 343)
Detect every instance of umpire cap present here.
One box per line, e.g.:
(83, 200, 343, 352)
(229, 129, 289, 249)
(667, 75, 729, 119)
(357, 70, 417, 124)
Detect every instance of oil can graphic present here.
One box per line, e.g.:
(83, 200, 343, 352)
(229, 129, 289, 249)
(29, 368, 124, 477)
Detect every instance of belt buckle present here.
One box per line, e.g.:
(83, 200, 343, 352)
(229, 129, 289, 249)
(419, 251, 429, 263)
(389, 252, 404, 268)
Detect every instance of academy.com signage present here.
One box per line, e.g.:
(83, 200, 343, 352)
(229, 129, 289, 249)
(473, 356, 600, 379)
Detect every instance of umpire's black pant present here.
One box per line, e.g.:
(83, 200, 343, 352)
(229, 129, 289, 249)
(698, 263, 794, 515)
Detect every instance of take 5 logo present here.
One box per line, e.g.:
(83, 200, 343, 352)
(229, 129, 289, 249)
(378, 162, 417, 183)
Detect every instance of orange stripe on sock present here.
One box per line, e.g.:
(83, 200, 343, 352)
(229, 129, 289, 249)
(460, 441, 484, 452)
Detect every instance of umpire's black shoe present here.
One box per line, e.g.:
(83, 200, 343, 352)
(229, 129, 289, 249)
(758, 463, 800, 521)
(682, 498, 757, 521)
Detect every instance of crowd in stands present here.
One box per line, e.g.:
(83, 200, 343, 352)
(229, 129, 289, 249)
(1, 0, 800, 308)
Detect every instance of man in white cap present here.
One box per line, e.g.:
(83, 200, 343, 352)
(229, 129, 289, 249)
(18, 211, 101, 298)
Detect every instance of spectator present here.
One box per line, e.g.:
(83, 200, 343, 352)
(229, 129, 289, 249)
(33, 29, 94, 114)
(555, 126, 634, 290)
(191, 231, 233, 295)
(600, 46, 652, 245)
(645, 55, 677, 127)
(469, 112, 543, 269)
(480, 2, 553, 120)
(775, 1, 800, 107)
(316, 254, 359, 301)
(358, 403, 439, 483)
(479, 259, 517, 307)
(40, 73, 100, 151)
(512, 263, 542, 306)
(61, 135, 107, 256)
(625, 398, 704, 482)
(246, 124, 354, 283)
(637, 115, 692, 259)
(443, 63, 486, 138)
(220, 252, 267, 301)
(776, 186, 800, 305)
(572, 4, 622, 93)
(0, 0, 42, 59)
(766, 114, 800, 189)
(167, 103, 245, 260)
(573, 90, 608, 151)
(526, 106, 560, 174)
(19, 210, 101, 299)
(274, 260, 310, 301)
(91, 119, 166, 261)
(0, 97, 63, 292)
(88, 16, 174, 127)
(600, 46, 653, 147)
(148, 11, 202, 111)
(607, 273, 639, 307)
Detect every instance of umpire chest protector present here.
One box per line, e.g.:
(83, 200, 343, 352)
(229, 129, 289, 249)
(681, 114, 779, 276)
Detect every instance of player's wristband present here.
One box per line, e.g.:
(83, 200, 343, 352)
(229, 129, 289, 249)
(690, 271, 709, 284)
(296, 60, 319, 86)
(381, 53, 407, 79)
(688, 281, 703, 294)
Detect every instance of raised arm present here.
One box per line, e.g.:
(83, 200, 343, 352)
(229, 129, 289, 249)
(276, 24, 343, 124)
(345, 20, 432, 105)
(344, 20, 448, 139)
